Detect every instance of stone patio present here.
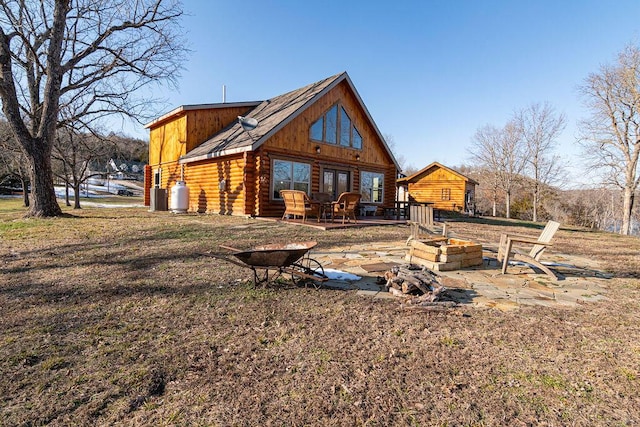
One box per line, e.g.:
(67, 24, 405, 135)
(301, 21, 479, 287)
(310, 241, 612, 311)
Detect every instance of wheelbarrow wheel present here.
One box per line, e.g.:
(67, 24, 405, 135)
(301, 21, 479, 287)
(290, 258, 326, 289)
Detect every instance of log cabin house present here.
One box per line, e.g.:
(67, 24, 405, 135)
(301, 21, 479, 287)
(397, 162, 478, 213)
(144, 72, 400, 217)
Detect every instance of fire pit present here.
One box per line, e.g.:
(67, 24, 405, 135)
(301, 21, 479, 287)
(406, 237, 483, 271)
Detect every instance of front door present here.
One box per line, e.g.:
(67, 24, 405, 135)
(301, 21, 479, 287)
(323, 169, 350, 200)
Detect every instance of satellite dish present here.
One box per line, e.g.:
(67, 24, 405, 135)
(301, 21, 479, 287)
(238, 116, 258, 132)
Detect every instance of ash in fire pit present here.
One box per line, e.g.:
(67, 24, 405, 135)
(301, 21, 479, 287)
(406, 238, 483, 271)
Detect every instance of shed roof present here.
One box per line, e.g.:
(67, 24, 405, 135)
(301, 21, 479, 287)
(175, 72, 399, 169)
(397, 162, 479, 185)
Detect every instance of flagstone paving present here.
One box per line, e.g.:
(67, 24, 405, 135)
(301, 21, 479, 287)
(311, 241, 611, 311)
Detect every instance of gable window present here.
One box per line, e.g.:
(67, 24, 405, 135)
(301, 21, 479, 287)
(272, 159, 311, 199)
(325, 105, 337, 144)
(310, 118, 323, 140)
(352, 127, 362, 149)
(340, 107, 351, 146)
(310, 103, 362, 149)
(361, 171, 384, 203)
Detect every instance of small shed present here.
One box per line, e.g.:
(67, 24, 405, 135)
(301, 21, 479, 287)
(144, 72, 400, 217)
(397, 162, 478, 213)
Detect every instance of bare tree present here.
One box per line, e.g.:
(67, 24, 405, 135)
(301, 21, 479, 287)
(514, 102, 567, 222)
(465, 165, 502, 216)
(469, 122, 527, 218)
(0, 121, 30, 206)
(0, 0, 186, 217)
(383, 133, 414, 175)
(578, 44, 640, 235)
(469, 126, 501, 216)
(52, 128, 113, 209)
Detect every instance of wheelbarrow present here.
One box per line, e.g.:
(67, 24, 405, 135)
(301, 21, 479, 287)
(205, 241, 328, 288)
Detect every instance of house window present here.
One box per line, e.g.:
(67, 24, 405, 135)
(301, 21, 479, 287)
(310, 103, 362, 149)
(340, 107, 351, 146)
(441, 188, 451, 201)
(325, 105, 337, 144)
(361, 171, 384, 203)
(310, 118, 323, 140)
(353, 127, 362, 149)
(272, 159, 311, 199)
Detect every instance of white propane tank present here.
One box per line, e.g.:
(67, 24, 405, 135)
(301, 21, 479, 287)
(170, 181, 189, 213)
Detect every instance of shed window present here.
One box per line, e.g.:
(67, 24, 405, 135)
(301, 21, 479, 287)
(310, 103, 362, 149)
(272, 159, 311, 199)
(361, 171, 384, 203)
(441, 188, 451, 201)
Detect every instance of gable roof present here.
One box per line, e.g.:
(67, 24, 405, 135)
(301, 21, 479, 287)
(177, 72, 399, 169)
(397, 162, 479, 185)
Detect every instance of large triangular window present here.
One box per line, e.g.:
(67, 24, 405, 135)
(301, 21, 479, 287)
(310, 104, 362, 149)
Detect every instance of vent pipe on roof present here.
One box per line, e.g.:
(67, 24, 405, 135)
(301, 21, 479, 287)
(222, 85, 226, 103)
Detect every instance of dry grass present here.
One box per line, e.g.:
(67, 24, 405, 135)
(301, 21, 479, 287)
(1, 199, 640, 426)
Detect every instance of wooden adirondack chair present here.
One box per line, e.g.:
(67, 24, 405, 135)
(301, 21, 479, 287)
(405, 204, 448, 245)
(497, 220, 561, 280)
(331, 192, 361, 224)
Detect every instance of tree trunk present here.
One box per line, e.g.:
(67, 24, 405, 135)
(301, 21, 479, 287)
(621, 187, 634, 235)
(20, 178, 29, 207)
(532, 184, 539, 222)
(25, 142, 63, 217)
(65, 181, 71, 206)
(505, 191, 511, 219)
(492, 190, 497, 217)
(73, 182, 82, 209)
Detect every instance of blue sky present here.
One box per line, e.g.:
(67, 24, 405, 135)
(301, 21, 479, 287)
(123, 0, 640, 187)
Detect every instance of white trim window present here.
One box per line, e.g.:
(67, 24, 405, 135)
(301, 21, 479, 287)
(272, 159, 311, 199)
(360, 171, 384, 203)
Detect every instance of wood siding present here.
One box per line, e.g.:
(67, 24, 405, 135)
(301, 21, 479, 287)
(149, 115, 187, 167)
(185, 107, 253, 153)
(407, 167, 470, 211)
(182, 154, 247, 215)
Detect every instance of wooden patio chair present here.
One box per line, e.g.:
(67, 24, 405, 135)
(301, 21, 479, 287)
(497, 220, 561, 280)
(280, 190, 321, 223)
(331, 192, 361, 224)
